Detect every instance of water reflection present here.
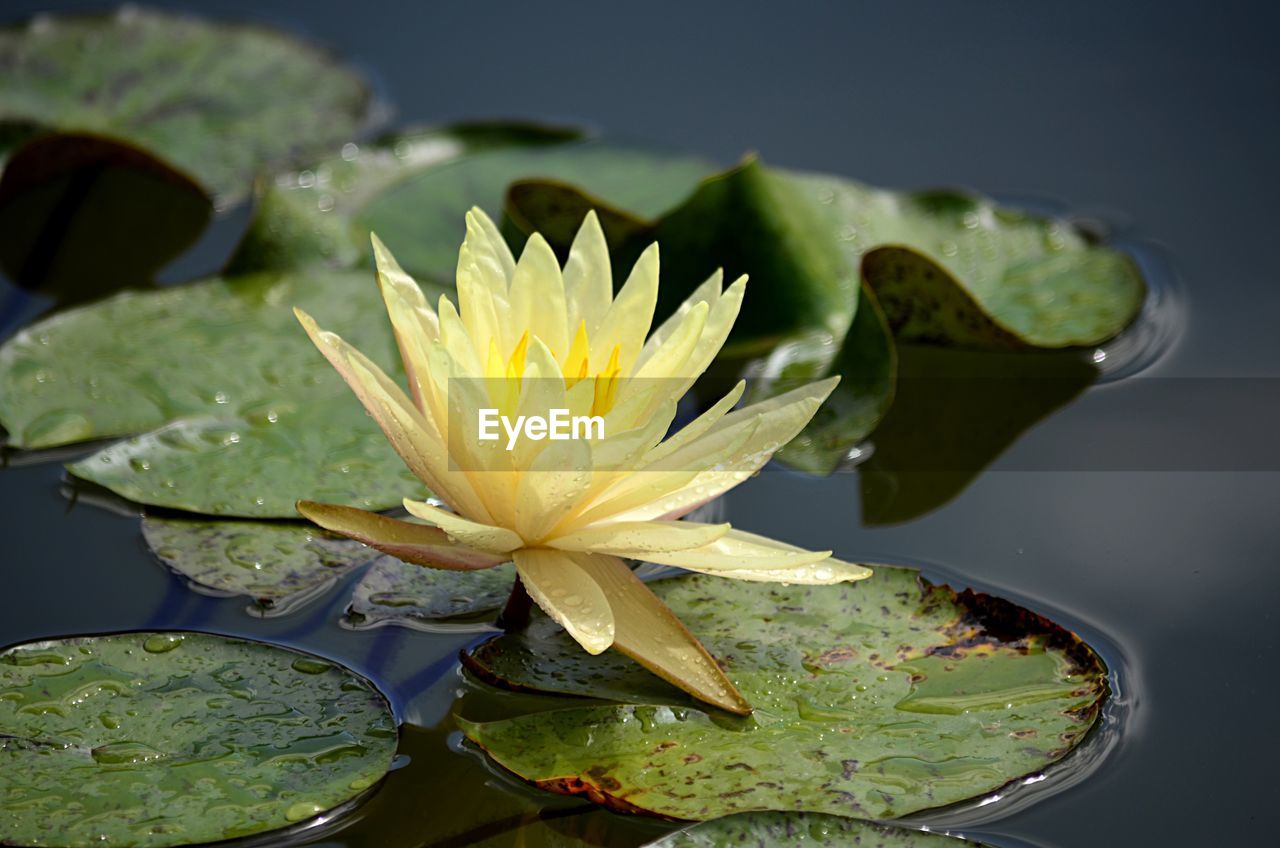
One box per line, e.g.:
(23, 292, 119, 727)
(859, 345, 1097, 525)
(0, 133, 212, 307)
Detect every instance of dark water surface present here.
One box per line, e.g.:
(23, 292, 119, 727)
(2, 1, 1277, 845)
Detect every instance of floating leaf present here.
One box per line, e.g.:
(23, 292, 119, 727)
(0, 8, 373, 203)
(228, 125, 712, 279)
(1, 268, 393, 449)
(0, 124, 716, 516)
(142, 516, 372, 615)
(0, 631, 396, 847)
(224, 121, 586, 274)
(652, 813, 989, 847)
(345, 556, 515, 629)
(68, 392, 425, 518)
(460, 567, 1107, 820)
(1, 267, 427, 515)
(141, 514, 514, 624)
(505, 161, 1146, 467)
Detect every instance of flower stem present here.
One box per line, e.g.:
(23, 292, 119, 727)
(497, 577, 533, 632)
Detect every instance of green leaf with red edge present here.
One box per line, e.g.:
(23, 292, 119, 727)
(460, 566, 1108, 821)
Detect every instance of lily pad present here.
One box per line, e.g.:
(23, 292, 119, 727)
(0, 267, 427, 515)
(142, 516, 372, 615)
(504, 161, 1146, 467)
(141, 515, 514, 624)
(224, 121, 586, 274)
(652, 813, 989, 847)
(0, 7, 373, 203)
(0, 631, 397, 847)
(460, 567, 1107, 820)
(0, 124, 716, 515)
(345, 556, 516, 629)
(228, 125, 713, 279)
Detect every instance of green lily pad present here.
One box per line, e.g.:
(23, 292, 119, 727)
(1, 268, 393, 450)
(140, 514, 515, 624)
(0, 124, 716, 515)
(228, 125, 713, 279)
(0, 8, 373, 203)
(224, 121, 586, 275)
(345, 557, 516, 629)
(0, 267, 426, 515)
(141, 516, 372, 615)
(460, 567, 1107, 821)
(651, 813, 989, 847)
(504, 161, 1146, 469)
(0, 631, 397, 847)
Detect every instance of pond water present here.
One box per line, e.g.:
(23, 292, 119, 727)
(2, 1, 1277, 846)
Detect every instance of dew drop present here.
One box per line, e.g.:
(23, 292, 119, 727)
(143, 634, 183, 654)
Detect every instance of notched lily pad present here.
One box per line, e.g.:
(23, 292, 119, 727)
(651, 812, 990, 847)
(0, 631, 397, 847)
(345, 557, 515, 629)
(142, 516, 372, 615)
(0, 7, 373, 203)
(460, 567, 1108, 821)
(505, 160, 1147, 469)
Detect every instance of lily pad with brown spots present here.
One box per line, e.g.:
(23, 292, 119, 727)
(459, 566, 1107, 821)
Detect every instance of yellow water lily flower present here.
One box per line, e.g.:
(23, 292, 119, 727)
(294, 208, 871, 714)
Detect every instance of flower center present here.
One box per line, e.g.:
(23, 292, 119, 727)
(485, 322, 623, 417)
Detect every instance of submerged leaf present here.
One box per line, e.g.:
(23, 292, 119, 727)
(651, 813, 990, 847)
(142, 516, 372, 615)
(0, 631, 396, 847)
(0, 8, 373, 203)
(460, 567, 1107, 820)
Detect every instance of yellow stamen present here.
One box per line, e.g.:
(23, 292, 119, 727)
(592, 344, 622, 416)
(507, 331, 530, 379)
(564, 321, 591, 389)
